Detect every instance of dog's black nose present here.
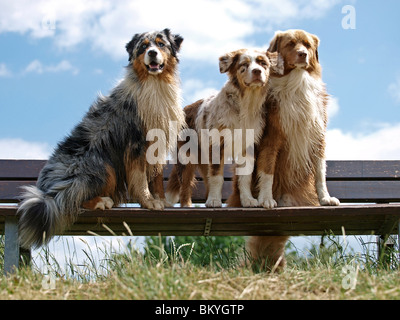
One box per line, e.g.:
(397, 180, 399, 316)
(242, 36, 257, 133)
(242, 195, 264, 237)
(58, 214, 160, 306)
(148, 50, 158, 58)
(297, 51, 307, 58)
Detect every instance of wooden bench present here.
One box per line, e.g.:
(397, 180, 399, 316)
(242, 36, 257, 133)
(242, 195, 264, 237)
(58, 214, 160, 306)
(1, 159, 400, 274)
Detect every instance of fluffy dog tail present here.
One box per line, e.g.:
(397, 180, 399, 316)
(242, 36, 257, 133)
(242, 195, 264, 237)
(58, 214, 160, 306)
(17, 180, 84, 249)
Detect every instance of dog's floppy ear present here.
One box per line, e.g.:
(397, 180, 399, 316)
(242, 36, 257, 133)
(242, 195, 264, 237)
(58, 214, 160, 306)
(268, 31, 282, 53)
(267, 51, 284, 76)
(219, 51, 240, 74)
(311, 34, 320, 62)
(126, 33, 142, 62)
(163, 28, 184, 58)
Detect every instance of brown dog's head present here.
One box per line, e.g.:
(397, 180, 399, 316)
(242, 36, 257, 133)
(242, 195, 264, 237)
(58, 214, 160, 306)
(268, 29, 321, 77)
(219, 49, 276, 90)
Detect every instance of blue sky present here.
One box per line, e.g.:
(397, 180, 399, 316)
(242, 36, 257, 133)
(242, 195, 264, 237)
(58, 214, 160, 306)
(1, 0, 400, 160)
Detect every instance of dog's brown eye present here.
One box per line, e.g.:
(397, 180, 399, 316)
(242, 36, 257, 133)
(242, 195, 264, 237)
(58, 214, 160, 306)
(240, 63, 249, 72)
(304, 42, 311, 49)
(259, 60, 268, 68)
(287, 41, 295, 48)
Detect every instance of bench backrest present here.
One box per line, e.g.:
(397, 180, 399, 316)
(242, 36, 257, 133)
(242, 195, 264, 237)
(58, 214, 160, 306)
(1, 160, 400, 204)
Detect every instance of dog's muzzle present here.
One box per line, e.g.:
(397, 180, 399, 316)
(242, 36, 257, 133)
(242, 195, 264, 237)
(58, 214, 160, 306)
(145, 47, 165, 74)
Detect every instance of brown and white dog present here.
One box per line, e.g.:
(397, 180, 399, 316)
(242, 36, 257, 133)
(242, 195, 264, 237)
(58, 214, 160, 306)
(166, 49, 278, 208)
(228, 29, 340, 271)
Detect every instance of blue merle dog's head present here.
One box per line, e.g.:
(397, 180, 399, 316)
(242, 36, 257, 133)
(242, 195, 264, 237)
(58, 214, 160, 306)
(126, 28, 183, 81)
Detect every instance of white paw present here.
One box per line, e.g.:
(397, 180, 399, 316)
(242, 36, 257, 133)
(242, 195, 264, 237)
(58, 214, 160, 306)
(205, 198, 222, 208)
(258, 196, 277, 209)
(153, 194, 173, 208)
(94, 197, 114, 210)
(142, 199, 165, 210)
(320, 196, 340, 206)
(162, 198, 174, 208)
(165, 191, 179, 205)
(241, 196, 259, 208)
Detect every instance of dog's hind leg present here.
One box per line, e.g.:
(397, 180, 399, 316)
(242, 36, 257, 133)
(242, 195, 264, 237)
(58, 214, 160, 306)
(315, 158, 340, 206)
(178, 163, 196, 207)
(82, 164, 117, 210)
(151, 168, 173, 207)
(82, 197, 114, 210)
(205, 162, 224, 208)
(165, 165, 181, 205)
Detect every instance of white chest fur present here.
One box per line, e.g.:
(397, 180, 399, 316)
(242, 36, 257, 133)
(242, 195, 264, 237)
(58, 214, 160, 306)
(270, 69, 326, 171)
(197, 83, 267, 161)
(123, 76, 185, 152)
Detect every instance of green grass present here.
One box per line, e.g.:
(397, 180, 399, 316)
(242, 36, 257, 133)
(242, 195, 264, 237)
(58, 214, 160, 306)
(1, 234, 400, 300)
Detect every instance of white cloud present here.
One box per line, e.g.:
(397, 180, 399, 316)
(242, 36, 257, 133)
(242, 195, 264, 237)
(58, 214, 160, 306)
(323, 94, 400, 160)
(0, 0, 342, 62)
(182, 78, 219, 104)
(0, 138, 51, 159)
(327, 96, 340, 119)
(25, 59, 79, 75)
(326, 124, 400, 160)
(388, 76, 400, 103)
(0, 63, 12, 77)
(25, 60, 44, 73)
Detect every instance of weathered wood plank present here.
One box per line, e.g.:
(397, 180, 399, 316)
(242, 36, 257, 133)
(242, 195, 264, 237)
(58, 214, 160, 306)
(2, 180, 400, 203)
(0, 160, 46, 179)
(2, 160, 400, 203)
(2, 160, 399, 180)
(0, 181, 34, 202)
(1, 204, 400, 236)
(165, 161, 400, 180)
(326, 161, 400, 179)
(2, 204, 399, 217)
(326, 180, 400, 202)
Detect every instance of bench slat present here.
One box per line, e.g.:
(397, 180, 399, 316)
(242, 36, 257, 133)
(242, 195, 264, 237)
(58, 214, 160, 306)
(327, 180, 400, 203)
(1, 205, 399, 236)
(326, 161, 400, 179)
(2, 160, 400, 180)
(2, 180, 400, 203)
(0, 160, 46, 179)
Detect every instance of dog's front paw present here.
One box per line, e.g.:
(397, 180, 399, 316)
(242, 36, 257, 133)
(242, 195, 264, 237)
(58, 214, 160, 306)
(241, 196, 259, 208)
(161, 198, 174, 208)
(142, 199, 165, 210)
(205, 198, 222, 208)
(83, 196, 114, 210)
(101, 197, 114, 209)
(320, 196, 340, 206)
(258, 197, 277, 209)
